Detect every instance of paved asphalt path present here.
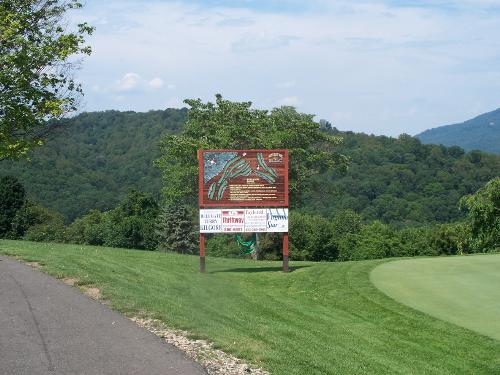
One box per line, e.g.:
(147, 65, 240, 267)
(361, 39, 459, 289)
(0, 256, 207, 375)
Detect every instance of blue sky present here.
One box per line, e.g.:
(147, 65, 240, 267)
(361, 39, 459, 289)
(72, 0, 500, 135)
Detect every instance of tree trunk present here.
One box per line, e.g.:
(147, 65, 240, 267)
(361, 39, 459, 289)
(252, 233, 260, 260)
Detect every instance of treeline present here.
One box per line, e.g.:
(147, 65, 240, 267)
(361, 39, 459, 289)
(206, 177, 498, 261)
(0, 109, 498, 226)
(2, 175, 497, 261)
(303, 132, 500, 226)
(1, 179, 159, 249)
(0, 176, 196, 252)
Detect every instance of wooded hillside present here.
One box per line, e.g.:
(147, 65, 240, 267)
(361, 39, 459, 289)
(0, 109, 498, 225)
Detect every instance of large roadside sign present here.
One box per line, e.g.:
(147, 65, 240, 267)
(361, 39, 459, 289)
(198, 149, 289, 273)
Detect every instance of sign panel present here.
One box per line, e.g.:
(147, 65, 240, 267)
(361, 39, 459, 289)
(199, 150, 288, 207)
(244, 209, 267, 232)
(221, 209, 245, 232)
(266, 208, 289, 232)
(200, 209, 288, 233)
(199, 209, 222, 233)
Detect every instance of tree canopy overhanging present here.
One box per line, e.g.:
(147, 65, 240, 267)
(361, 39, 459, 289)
(0, 0, 93, 160)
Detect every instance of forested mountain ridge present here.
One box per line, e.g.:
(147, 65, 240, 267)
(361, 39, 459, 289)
(0, 109, 187, 221)
(304, 131, 499, 225)
(0, 108, 498, 225)
(416, 108, 500, 154)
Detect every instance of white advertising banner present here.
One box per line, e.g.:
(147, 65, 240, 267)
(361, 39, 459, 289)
(266, 208, 289, 232)
(221, 209, 245, 233)
(199, 209, 222, 233)
(200, 208, 288, 233)
(244, 209, 267, 232)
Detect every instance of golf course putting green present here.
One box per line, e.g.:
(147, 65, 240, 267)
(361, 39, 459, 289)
(371, 254, 500, 341)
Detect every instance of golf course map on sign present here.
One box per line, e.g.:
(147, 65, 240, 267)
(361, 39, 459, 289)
(200, 150, 288, 207)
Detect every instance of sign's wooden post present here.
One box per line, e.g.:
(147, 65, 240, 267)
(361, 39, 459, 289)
(283, 233, 289, 272)
(198, 150, 206, 273)
(199, 233, 206, 273)
(283, 149, 289, 273)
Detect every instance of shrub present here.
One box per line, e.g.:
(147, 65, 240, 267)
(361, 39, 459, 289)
(289, 211, 336, 261)
(396, 227, 436, 257)
(338, 221, 400, 261)
(65, 190, 160, 250)
(428, 223, 471, 255)
(206, 234, 241, 258)
(66, 210, 106, 245)
(16, 202, 67, 242)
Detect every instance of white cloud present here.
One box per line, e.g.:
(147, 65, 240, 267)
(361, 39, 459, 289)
(113, 73, 168, 92)
(277, 96, 301, 106)
(116, 72, 141, 91)
(148, 77, 164, 89)
(77, 0, 500, 135)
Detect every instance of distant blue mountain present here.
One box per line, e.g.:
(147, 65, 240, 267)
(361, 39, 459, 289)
(416, 108, 500, 154)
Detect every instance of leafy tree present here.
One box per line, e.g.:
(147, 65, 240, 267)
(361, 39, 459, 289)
(305, 131, 500, 225)
(0, 0, 93, 159)
(64, 191, 158, 249)
(155, 94, 347, 206)
(62, 190, 160, 249)
(289, 211, 336, 261)
(104, 190, 159, 250)
(331, 209, 362, 239)
(460, 177, 500, 251)
(156, 204, 197, 254)
(0, 175, 25, 236)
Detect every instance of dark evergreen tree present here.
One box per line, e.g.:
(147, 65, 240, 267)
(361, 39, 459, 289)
(156, 204, 197, 254)
(0, 176, 26, 236)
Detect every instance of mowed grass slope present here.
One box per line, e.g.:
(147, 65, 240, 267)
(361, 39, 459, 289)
(371, 254, 500, 341)
(1, 240, 499, 375)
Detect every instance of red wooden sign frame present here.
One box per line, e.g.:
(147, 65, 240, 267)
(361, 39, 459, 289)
(198, 149, 289, 273)
(198, 149, 289, 207)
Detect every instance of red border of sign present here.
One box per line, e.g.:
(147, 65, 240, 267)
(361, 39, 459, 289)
(198, 149, 289, 208)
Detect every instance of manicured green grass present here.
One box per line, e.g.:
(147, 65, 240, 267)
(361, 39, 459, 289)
(1, 240, 499, 374)
(371, 254, 500, 341)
